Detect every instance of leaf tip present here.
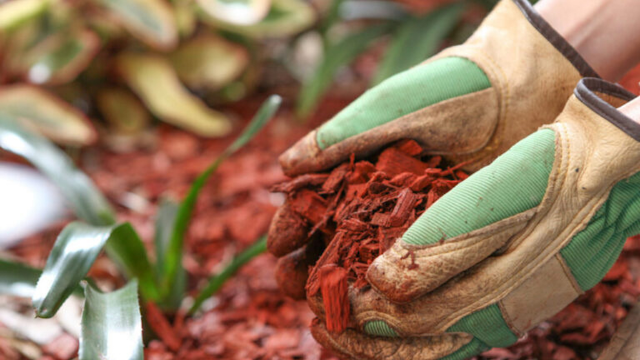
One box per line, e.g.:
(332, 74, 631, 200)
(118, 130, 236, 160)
(267, 94, 283, 108)
(34, 307, 53, 319)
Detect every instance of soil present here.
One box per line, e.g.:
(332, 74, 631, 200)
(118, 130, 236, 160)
(2, 64, 640, 359)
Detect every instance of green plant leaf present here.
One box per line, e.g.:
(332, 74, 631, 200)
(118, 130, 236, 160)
(17, 27, 101, 85)
(0, 114, 113, 225)
(200, 0, 315, 38)
(32, 222, 158, 318)
(154, 199, 179, 274)
(473, 0, 499, 10)
(80, 281, 143, 360)
(197, 0, 270, 25)
(97, 88, 150, 135)
(0, 0, 49, 32)
(189, 235, 266, 314)
(93, 0, 177, 50)
(161, 95, 281, 295)
(297, 23, 392, 118)
(0, 258, 42, 298)
(117, 53, 232, 137)
(372, 3, 465, 85)
(0, 85, 97, 146)
(154, 199, 185, 310)
(104, 223, 160, 301)
(169, 34, 249, 91)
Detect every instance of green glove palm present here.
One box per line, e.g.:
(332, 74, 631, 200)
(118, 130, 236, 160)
(309, 78, 640, 360)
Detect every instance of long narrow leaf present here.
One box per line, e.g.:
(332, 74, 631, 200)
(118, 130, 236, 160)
(161, 95, 281, 295)
(154, 199, 184, 310)
(154, 199, 179, 274)
(0, 258, 42, 298)
(297, 23, 392, 118)
(80, 281, 143, 360)
(372, 3, 465, 85)
(0, 114, 114, 225)
(32, 222, 158, 318)
(189, 235, 267, 314)
(104, 223, 160, 301)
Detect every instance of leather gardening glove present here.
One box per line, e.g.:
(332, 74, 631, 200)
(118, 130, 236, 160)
(308, 78, 640, 359)
(269, 0, 600, 300)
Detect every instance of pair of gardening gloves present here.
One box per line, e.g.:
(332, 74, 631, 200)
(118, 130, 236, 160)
(268, 0, 640, 359)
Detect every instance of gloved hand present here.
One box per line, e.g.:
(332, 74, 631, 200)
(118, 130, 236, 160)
(308, 78, 640, 360)
(268, 0, 599, 299)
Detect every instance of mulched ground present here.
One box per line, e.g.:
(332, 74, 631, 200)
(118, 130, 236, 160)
(3, 64, 640, 360)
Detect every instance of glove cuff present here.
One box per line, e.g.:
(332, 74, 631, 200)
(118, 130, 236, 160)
(574, 77, 638, 138)
(511, 0, 598, 78)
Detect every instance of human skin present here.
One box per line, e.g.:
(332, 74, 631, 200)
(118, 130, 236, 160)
(536, 0, 640, 82)
(620, 96, 640, 123)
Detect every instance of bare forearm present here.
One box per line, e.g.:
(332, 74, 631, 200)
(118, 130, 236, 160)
(536, 0, 640, 81)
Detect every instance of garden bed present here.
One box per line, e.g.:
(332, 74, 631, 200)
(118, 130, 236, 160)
(2, 93, 640, 360)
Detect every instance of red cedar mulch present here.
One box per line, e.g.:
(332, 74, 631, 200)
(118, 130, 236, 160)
(272, 139, 468, 332)
(2, 94, 640, 360)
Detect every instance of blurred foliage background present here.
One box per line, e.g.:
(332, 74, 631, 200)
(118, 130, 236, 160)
(0, 0, 499, 150)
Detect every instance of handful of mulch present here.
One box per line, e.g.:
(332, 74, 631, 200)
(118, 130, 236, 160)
(272, 140, 469, 333)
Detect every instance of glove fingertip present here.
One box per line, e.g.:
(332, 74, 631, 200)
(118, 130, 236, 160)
(310, 318, 358, 360)
(275, 256, 308, 300)
(279, 131, 321, 176)
(366, 252, 417, 304)
(267, 203, 309, 257)
(275, 237, 325, 300)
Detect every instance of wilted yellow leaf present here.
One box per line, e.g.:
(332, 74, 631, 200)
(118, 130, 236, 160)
(197, 0, 270, 26)
(97, 88, 150, 135)
(94, 0, 178, 50)
(200, 0, 315, 38)
(0, 0, 49, 32)
(170, 34, 249, 91)
(17, 28, 101, 85)
(117, 53, 232, 137)
(0, 85, 96, 145)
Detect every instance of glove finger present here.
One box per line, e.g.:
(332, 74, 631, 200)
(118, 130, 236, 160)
(367, 129, 557, 303)
(308, 253, 523, 349)
(346, 252, 579, 351)
(310, 318, 475, 360)
(275, 236, 324, 300)
(280, 57, 496, 177)
(267, 201, 310, 257)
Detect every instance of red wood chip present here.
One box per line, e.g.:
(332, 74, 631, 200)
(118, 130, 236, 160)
(394, 139, 424, 156)
(375, 147, 429, 177)
(319, 264, 350, 333)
